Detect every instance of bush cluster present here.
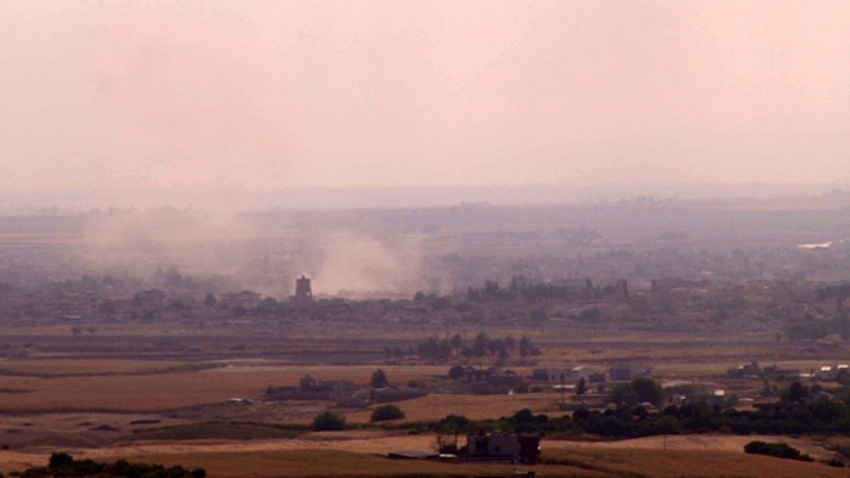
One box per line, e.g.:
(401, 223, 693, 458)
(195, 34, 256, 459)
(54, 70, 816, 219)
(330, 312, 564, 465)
(433, 386, 850, 440)
(370, 404, 406, 422)
(311, 411, 346, 431)
(9, 453, 205, 478)
(743, 441, 813, 462)
(415, 332, 540, 361)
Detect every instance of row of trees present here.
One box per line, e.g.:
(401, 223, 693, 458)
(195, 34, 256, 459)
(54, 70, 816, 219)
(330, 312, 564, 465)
(433, 400, 850, 441)
(410, 332, 541, 361)
(7, 453, 205, 478)
(306, 381, 850, 444)
(743, 441, 813, 462)
(466, 278, 595, 303)
(311, 404, 406, 431)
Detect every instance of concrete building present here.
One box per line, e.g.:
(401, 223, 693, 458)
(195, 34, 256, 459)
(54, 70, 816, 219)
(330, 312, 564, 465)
(294, 275, 313, 308)
(609, 364, 652, 382)
(466, 432, 541, 464)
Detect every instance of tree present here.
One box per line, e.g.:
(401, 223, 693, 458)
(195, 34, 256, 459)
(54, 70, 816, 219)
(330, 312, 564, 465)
(576, 377, 587, 396)
(49, 452, 74, 468)
(611, 383, 640, 407)
(436, 414, 470, 452)
(371, 369, 388, 388)
(371, 404, 406, 422)
(312, 410, 346, 431)
(631, 377, 665, 408)
(782, 381, 810, 403)
(448, 365, 465, 380)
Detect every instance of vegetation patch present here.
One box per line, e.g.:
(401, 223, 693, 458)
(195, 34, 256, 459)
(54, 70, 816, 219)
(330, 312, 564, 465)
(0, 388, 30, 394)
(6, 452, 205, 478)
(131, 422, 304, 441)
(371, 404, 406, 422)
(744, 441, 814, 462)
(311, 411, 347, 431)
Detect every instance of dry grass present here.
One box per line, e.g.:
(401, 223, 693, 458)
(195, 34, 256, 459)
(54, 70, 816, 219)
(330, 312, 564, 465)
(346, 393, 560, 424)
(0, 371, 280, 411)
(548, 434, 836, 459)
(206, 364, 448, 385)
(0, 359, 188, 376)
(123, 449, 609, 478)
(544, 447, 846, 478)
(0, 364, 449, 412)
(2, 430, 844, 477)
(49, 440, 850, 477)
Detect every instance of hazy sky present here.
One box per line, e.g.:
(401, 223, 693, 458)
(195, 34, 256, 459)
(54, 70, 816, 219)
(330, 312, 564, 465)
(2, 1, 849, 194)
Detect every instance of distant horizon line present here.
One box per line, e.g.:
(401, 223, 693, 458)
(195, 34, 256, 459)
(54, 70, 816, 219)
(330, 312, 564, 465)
(4, 180, 850, 194)
(2, 182, 850, 215)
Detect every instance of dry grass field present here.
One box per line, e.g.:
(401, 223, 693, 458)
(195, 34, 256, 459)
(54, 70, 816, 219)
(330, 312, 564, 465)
(0, 342, 844, 414)
(347, 393, 560, 424)
(542, 448, 847, 478)
(546, 434, 836, 460)
(1, 434, 840, 478)
(123, 438, 850, 478)
(108, 449, 612, 478)
(0, 371, 274, 411)
(0, 363, 451, 412)
(0, 359, 188, 376)
(0, 323, 847, 476)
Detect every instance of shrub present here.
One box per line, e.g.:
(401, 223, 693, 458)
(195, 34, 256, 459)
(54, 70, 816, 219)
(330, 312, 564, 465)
(48, 453, 73, 468)
(26, 454, 199, 478)
(448, 365, 465, 380)
(371, 404, 406, 422)
(744, 441, 813, 462)
(312, 411, 346, 431)
(370, 369, 388, 388)
(827, 458, 845, 468)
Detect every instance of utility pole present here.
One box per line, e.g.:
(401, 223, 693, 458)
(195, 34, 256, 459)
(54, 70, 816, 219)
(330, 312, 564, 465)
(560, 373, 566, 408)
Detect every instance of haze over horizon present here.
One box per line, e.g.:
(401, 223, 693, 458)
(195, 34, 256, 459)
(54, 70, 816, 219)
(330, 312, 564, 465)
(3, 1, 850, 203)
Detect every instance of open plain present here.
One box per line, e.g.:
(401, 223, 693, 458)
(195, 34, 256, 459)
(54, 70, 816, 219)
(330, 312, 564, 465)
(3, 199, 850, 476)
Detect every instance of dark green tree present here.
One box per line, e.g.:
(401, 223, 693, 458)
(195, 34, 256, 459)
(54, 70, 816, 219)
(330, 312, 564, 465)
(370, 369, 388, 388)
(631, 377, 665, 408)
(370, 404, 406, 422)
(576, 377, 587, 396)
(782, 381, 810, 403)
(312, 410, 346, 431)
(448, 365, 465, 380)
(49, 452, 74, 468)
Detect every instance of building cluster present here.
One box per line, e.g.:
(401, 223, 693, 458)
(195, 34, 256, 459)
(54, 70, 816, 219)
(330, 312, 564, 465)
(390, 432, 541, 466)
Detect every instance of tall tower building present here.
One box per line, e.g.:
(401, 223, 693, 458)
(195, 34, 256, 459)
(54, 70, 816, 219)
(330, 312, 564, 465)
(294, 275, 312, 308)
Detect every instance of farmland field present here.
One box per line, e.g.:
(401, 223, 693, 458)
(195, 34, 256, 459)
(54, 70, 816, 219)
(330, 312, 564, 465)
(1, 433, 845, 478)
